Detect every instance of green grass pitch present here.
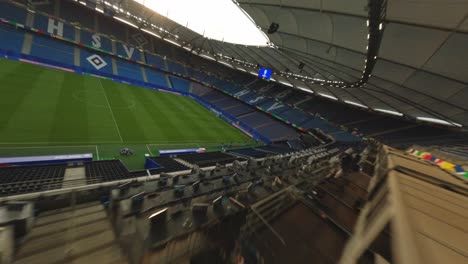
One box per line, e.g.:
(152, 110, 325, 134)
(0, 59, 259, 170)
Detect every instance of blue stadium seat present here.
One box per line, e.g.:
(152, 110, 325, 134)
(0, 2, 27, 23)
(247, 96, 269, 106)
(59, 0, 95, 29)
(239, 112, 273, 128)
(80, 49, 114, 75)
(145, 53, 166, 70)
(116, 43, 141, 61)
(331, 132, 361, 142)
(33, 15, 75, 40)
(167, 60, 187, 75)
(190, 83, 211, 96)
(30, 35, 75, 65)
(146, 68, 169, 87)
(97, 15, 126, 40)
(229, 148, 269, 158)
(0, 24, 25, 53)
(169, 76, 190, 93)
(80, 30, 113, 52)
(116, 59, 143, 81)
(301, 118, 341, 133)
(258, 123, 299, 141)
(223, 104, 254, 117)
(278, 108, 311, 125)
(190, 69, 208, 81)
(258, 99, 289, 114)
(211, 98, 240, 109)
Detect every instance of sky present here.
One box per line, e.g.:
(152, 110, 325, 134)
(133, 0, 270, 46)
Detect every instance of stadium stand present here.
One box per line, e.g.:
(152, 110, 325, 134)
(145, 53, 167, 70)
(0, 24, 24, 53)
(278, 108, 311, 126)
(224, 104, 255, 117)
(30, 35, 75, 65)
(238, 112, 274, 128)
(0, 0, 458, 146)
(177, 152, 246, 167)
(116, 43, 141, 62)
(167, 60, 187, 75)
(85, 161, 129, 184)
(0, 1, 26, 22)
(0, 164, 66, 196)
(255, 144, 294, 154)
(260, 123, 300, 141)
(116, 59, 144, 81)
(96, 15, 127, 40)
(80, 30, 114, 52)
(13, 201, 127, 263)
(145, 68, 169, 87)
(0, 1, 467, 263)
(79, 49, 114, 75)
(228, 148, 270, 158)
(149, 157, 191, 173)
(58, 0, 95, 29)
(33, 15, 75, 40)
(169, 76, 190, 93)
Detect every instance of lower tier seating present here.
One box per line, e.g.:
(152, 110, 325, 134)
(178, 152, 245, 167)
(229, 148, 270, 158)
(0, 164, 66, 197)
(149, 157, 191, 173)
(255, 144, 293, 154)
(85, 161, 129, 184)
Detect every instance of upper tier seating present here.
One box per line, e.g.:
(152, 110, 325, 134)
(0, 1, 26, 22)
(167, 60, 187, 75)
(351, 117, 414, 135)
(278, 108, 311, 125)
(145, 53, 167, 70)
(0, 164, 66, 196)
(301, 118, 342, 133)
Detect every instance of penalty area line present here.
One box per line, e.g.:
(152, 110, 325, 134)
(146, 145, 154, 156)
(95, 145, 100, 160)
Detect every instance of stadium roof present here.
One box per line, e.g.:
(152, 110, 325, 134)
(105, 0, 468, 128)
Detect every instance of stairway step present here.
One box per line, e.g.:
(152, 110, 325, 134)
(37, 202, 101, 218)
(17, 219, 112, 258)
(69, 244, 126, 264)
(35, 204, 104, 227)
(14, 230, 117, 264)
(29, 210, 107, 240)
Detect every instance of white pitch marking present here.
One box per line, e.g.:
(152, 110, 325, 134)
(95, 145, 100, 160)
(146, 145, 154, 156)
(98, 79, 124, 143)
